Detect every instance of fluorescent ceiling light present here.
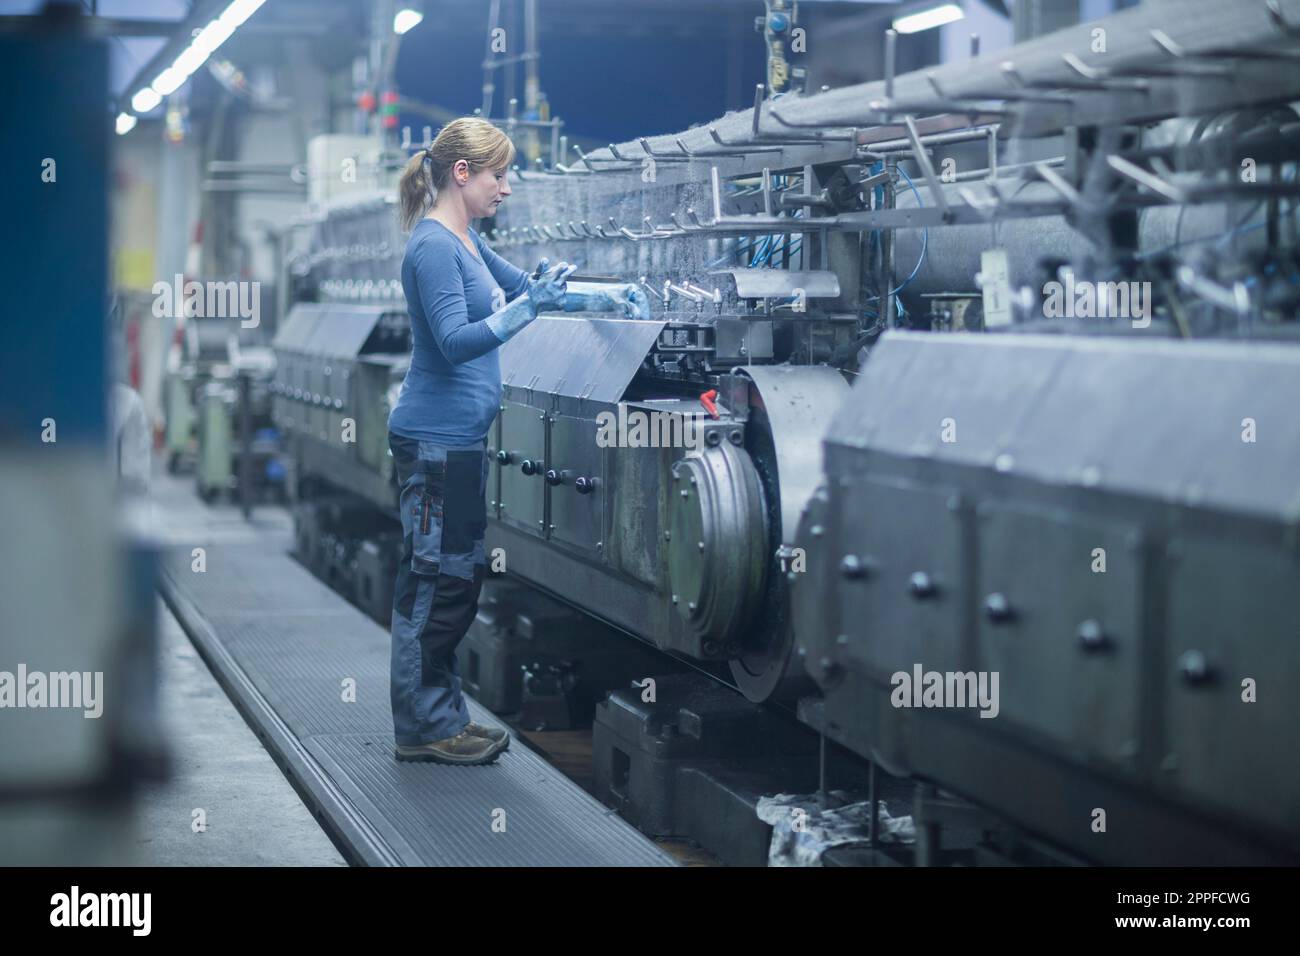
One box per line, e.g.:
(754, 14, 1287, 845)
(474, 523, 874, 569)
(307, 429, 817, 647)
(152, 66, 186, 96)
(394, 8, 423, 34)
(115, 112, 137, 136)
(131, 87, 162, 113)
(127, 0, 267, 118)
(196, 18, 237, 52)
(171, 44, 210, 77)
(893, 3, 964, 34)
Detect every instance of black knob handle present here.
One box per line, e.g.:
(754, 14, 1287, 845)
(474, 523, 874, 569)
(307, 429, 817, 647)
(545, 469, 563, 486)
(521, 459, 539, 476)
(575, 476, 594, 495)
(496, 449, 512, 464)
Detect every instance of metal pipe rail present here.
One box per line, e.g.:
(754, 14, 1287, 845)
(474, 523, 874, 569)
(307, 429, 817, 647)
(546, 0, 1300, 195)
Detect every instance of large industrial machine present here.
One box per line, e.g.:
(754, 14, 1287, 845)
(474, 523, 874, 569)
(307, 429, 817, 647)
(273, 0, 1300, 865)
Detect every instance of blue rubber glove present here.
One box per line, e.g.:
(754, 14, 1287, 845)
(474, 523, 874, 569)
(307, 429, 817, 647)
(528, 259, 577, 312)
(484, 259, 576, 342)
(563, 282, 652, 321)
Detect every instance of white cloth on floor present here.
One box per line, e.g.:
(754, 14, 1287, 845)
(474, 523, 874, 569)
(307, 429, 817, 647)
(756, 790, 915, 867)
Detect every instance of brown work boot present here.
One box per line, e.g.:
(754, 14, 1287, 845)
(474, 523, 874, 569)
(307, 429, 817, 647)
(465, 721, 510, 750)
(394, 728, 506, 765)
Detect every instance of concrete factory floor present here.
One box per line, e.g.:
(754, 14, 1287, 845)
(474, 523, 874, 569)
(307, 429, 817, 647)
(131, 466, 344, 866)
(132, 600, 347, 867)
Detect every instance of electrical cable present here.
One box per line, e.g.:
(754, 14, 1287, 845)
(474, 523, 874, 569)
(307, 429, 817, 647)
(864, 165, 928, 306)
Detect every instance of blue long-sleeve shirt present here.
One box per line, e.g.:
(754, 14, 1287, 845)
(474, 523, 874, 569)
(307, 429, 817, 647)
(388, 218, 530, 445)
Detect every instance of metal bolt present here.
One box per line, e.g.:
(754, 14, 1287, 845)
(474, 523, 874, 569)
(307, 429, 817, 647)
(687, 601, 696, 610)
(983, 592, 1013, 623)
(839, 554, 867, 580)
(680, 489, 689, 498)
(671, 594, 678, 603)
(1077, 619, 1108, 651)
(810, 524, 824, 537)
(1178, 650, 1213, 685)
(909, 571, 936, 599)
(705, 430, 722, 446)
(698, 541, 705, 552)
(664, 530, 671, 540)
(728, 428, 743, 445)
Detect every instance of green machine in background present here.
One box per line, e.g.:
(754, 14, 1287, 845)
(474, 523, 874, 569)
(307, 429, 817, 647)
(193, 352, 286, 505)
(160, 307, 286, 505)
(163, 362, 198, 473)
(194, 379, 232, 501)
(162, 311, 237, 476)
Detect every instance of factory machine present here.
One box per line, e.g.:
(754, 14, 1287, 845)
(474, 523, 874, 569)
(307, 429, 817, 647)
(164, 304, 285, 505)
(272, 194, 414, 615)
(275, 0, 1300, 865)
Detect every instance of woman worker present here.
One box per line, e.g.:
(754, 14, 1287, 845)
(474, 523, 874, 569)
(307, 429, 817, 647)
(389, 117, 644, 765)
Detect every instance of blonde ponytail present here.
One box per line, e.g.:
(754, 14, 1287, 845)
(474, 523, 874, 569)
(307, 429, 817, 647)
(397, 117, 515, 232)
